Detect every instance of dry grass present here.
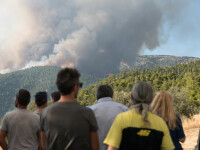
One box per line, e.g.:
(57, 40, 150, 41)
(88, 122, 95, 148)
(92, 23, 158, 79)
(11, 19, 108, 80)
(182, 114, 200, 150)
(182, 114, 200, 129)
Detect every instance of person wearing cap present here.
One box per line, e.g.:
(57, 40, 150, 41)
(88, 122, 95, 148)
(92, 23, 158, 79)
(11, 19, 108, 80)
(40, 67, 99, 150)
(51, 91, 60, 103)
(34, 91, 48, 116)
(104, 82, 174, 150)
(0, 89, 40, 150)
(90, 84, 129, 150)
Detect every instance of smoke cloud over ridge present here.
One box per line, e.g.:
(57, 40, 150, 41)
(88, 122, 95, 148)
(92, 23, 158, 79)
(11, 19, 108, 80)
(0, 0, 189, 74)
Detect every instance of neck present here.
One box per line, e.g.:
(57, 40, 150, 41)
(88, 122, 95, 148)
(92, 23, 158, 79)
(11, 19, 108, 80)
(17, 105, 27, 109)
(59, 94, 75, 102)
(37, 105, 46, 111)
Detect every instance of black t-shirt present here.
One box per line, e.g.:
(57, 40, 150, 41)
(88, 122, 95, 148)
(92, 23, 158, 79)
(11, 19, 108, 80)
(40, 102, 98, 150)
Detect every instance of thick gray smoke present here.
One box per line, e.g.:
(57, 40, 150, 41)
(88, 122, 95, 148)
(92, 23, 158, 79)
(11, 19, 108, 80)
(0, 0, 189, 75)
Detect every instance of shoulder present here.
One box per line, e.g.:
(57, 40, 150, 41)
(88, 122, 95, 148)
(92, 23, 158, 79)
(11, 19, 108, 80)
(149, 112, 166, 124)
(80, 105, 95, 114)
(25, 110, 40, 120)
(114, 101, 129, 110)
(3, 109, 17, 118)
(115, 110, 132, 119)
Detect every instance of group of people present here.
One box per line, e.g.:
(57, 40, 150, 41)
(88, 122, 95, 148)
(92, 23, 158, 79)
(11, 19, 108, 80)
(0, 67, 185, 150)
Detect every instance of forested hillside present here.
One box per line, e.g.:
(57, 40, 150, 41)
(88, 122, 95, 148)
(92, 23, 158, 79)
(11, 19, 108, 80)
(0, 66, 100, 117)
(120, 55, 200, 71)
(77, 60, 200, 117)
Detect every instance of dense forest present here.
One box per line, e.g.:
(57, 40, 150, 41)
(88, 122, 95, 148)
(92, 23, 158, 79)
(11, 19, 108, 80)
(77, 60, 200, 117)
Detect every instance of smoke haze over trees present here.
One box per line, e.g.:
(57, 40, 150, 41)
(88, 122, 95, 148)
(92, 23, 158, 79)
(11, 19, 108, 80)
(0, 0, 193, 74)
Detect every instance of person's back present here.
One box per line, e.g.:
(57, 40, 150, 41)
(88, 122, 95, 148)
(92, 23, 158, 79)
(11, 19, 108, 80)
(2, 109, 39, 150)
(40, 67, 99, 150)
(0, 89, 40, 150)
(104, 82, 174, 150)
(151, 91, 186, 150)
(90, 85, 128, 150)
(41, 101, 97, 150)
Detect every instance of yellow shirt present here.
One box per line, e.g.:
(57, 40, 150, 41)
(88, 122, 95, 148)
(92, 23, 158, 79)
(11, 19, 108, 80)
(104, 109, 174, 150)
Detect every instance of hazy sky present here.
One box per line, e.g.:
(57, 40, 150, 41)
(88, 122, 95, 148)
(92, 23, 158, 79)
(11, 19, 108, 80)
(143, 0, 200, 57)
(0, 0, 199, 74)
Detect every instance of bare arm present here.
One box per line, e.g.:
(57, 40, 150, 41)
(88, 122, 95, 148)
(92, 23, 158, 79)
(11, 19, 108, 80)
(90, 132, 99, 150)
(38, 131, 46, 150)
(179, 137, 186, 143)
(0, 130, 8, 150)
(107, 145, 118, 150)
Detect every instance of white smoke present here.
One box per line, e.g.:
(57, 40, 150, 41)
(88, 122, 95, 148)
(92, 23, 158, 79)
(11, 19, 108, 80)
(0, 0, 192, 74)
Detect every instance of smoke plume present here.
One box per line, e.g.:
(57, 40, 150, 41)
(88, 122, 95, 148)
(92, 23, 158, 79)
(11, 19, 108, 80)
(0, 0, 190, 75)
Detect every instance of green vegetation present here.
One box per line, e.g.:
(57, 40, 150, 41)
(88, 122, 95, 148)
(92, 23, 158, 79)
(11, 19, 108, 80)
(77, 60, 200, 117)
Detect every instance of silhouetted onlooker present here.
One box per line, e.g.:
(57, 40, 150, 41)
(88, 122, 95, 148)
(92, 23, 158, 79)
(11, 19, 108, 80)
(40, 67, 99, 150)
(51, 91, 60, 103)
(0, 89, 40, 150)
(34, 91, 48, 116)
(90, 84, 128, 150)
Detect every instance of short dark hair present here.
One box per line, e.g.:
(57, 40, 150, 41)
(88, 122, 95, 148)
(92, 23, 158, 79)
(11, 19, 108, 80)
(96, 85, 113, 100)
(56, 67, 81, 95)
(16, 89, 31, 106)
(51, 91, 60, 102)
(35, 91, 48, 107)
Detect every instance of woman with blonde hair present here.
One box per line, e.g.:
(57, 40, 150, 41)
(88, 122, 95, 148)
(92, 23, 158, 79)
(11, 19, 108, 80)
(104, 82, 174, 150)
(151, 91, 186, 150)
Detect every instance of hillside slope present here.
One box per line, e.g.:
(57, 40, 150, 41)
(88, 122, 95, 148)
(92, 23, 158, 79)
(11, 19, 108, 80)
(78, 60, 200, 117)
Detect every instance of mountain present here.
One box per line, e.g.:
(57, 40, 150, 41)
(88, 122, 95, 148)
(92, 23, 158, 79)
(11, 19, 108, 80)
(0, 66, 101, 117)
(119, 55, 200, 71)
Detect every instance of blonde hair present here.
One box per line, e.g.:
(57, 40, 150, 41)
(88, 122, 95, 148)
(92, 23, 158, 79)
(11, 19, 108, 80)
(151, 91, 177, 130)
(131, 82, 153, 125)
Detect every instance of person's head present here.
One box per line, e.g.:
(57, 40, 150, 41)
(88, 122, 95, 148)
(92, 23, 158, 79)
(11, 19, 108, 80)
(131, 81, 153, 105)
(51, 91, 60, 103)
(151, 91, 177, 130)
(131, 82, 153, 124)
(96, 85, 113, 100)
(15, 89, 31, 107)
(56, 67, 82, 97)
(35, 91, 48, 108)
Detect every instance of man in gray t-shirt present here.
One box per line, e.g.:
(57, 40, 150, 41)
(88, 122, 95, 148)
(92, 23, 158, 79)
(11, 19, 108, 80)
(90, 85, 129, 150)
(0, 89, 40, 150)
(40, 67, 99, 150)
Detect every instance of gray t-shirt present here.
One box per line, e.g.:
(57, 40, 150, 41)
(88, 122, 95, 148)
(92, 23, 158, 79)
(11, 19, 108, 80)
(40, 101, 98, 150)
(90, 97, 129, 150)
(1, 108, 40, 150)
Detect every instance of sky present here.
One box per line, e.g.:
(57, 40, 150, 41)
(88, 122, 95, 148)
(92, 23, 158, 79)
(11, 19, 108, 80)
(143, 0, 200, 57)
(0, 0, 199, 74)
